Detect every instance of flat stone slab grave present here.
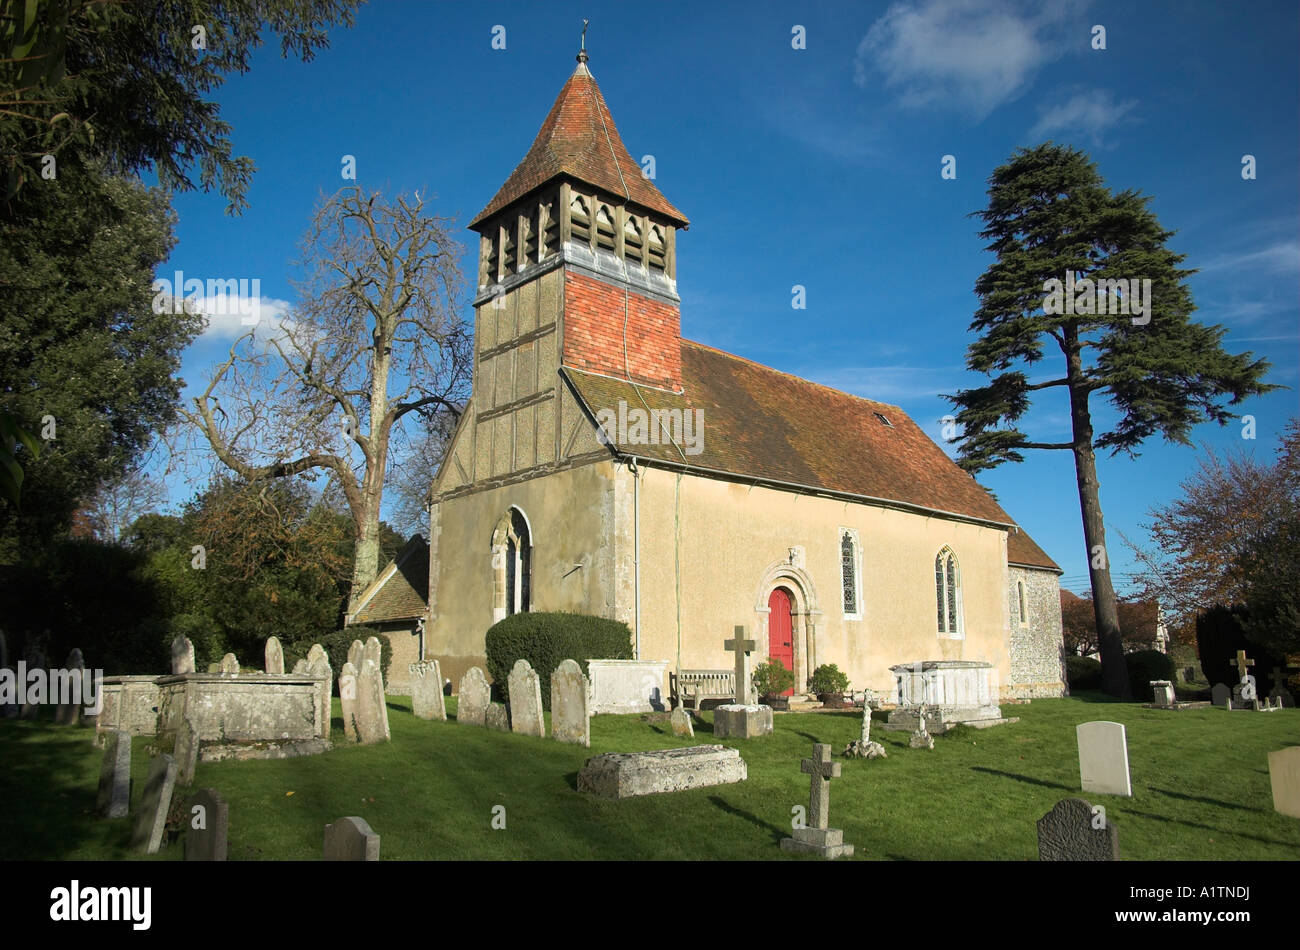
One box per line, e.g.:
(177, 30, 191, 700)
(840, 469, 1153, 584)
(577, 745, 747, 799)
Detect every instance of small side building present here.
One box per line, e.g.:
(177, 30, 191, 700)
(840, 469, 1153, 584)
(345, 535, 429, 694)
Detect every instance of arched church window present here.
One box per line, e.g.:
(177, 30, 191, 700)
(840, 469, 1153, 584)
(935, 547, 962, 636)
(840, 530, 861, 618)
(570, 195, 591, 244)
(493, 507, 532, 620)
(624, 214, 643, 265)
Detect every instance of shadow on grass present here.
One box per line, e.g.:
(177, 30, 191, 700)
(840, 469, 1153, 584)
(1149, 786, 1262, 813)
(1067, 690, 1136, 704)
(707, 794, 785, 843)
(970, 766, 1073, 791)
(1122, 808, 1296, 848)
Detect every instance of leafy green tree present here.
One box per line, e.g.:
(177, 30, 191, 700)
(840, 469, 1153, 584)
(949, 143, 1277, 697)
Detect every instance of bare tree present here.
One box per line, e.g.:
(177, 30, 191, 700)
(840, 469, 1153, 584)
(79, 461, 169, 543)
(180, 186, 472, 608)
(385, 405, 460, 538)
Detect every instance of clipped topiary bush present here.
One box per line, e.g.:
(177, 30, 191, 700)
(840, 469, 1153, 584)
(485, 612, 633, 709)
(1066, 655, 1102, 691)
(1126, 649, 1177, 701)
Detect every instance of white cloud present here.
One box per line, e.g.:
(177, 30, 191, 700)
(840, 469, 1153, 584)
(1199, 241, 1300, 276)
(194, 293, 295, 340)
(1028, 89, 1139, 146)
(855, 0, 1081, 118)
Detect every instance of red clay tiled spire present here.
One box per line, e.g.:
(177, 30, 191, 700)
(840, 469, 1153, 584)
(469, 54, 689, 230)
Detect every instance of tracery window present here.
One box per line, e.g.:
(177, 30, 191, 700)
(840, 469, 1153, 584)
(935, 547, 962, 636)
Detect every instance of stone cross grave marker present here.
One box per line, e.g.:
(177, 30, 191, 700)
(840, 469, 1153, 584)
(1076, 721, 1132, 797)
(508, 659, 546, 738)
(171, 635, 195, 675)
(725, 625, 756, 705)
(265, 636, 284, 675)
(1268, 746, 1300, 819)
(1037, 797, 1119, 861)
(324, 816, 380, 861)
(1233, 649, 1257, 706)
(96, 729, 132, 818)
(458, 667, 490, 726)
(551, 659, 590, 746)
(185, 788, 228, 861)
(339, 662, 359, 742)
(410, 659, 447, 721)
(131, 753, 179, 854)
(780, 742, 854, 858)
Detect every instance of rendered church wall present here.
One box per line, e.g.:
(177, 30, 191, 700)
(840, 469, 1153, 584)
(622, 466, 1015, 697)
(1006, 565, 1067, 698)
(426, 461, 618, 690)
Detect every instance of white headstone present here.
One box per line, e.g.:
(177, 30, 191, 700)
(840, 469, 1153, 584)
(1076, 721, 1132, 797)
(410, 659, 447, 721)
(1268, 746, 1300, 819)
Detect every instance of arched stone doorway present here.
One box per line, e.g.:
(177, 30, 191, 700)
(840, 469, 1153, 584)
(490, 507, 532, 623)
(753, 561, 822, 693)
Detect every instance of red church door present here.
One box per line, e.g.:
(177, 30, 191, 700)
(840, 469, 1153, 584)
(767, 588, 795, 695)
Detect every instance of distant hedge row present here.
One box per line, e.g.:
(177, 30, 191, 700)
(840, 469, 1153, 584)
(1066, 650, 1176, 699)
(485, 612, 633, 709)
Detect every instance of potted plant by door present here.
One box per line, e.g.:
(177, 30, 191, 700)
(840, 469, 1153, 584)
(752, 658, 795, 711)
(808, 663, 851, 708)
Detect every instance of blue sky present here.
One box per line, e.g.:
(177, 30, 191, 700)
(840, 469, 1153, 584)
(162, 0, 1299, 596)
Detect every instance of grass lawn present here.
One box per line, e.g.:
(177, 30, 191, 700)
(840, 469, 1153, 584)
(2, 694, 1296, 860)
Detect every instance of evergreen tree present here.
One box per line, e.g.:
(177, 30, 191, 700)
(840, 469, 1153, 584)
(949, 143, 1276, 697)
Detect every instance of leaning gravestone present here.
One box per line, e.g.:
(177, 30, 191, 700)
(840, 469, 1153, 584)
(131, 753, 179, 854)
(175, 715, 200, 785)
(55, 647, 86, 726)
(410, 659, 447, 721)
(508, 659, 545, 738)
(323, 816, 380, 861)
(1210, 683, 1230, 707)
(1077, 721, 1132, 797)
(551, 659, 590, 747)
(305, 644, 332, 738)
(485, 702, 510, 732)
(265, 636, 284, 675)
(171, 636, 196, 675)
(1037, 797, 1119, 860)
(780, 743, 854, 859)
(355, 639, 390, 744)
(1268, 747, 1300, 819)
(670, 705, 694, 738)
(185, 788, 228, 861)
(458, 667, 490, 726)
(96, 729, 132, 818)
(339, 662, 360, 742)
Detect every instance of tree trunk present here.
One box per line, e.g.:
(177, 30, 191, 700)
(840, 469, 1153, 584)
(349, 508, 381, 615)
(1067, 374, 1130, 697)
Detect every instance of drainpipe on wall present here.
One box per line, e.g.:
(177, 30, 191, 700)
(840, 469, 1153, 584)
(630, 456, 641, 659)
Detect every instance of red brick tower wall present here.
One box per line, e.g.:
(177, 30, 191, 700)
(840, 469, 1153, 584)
(562, 270, 682, 391)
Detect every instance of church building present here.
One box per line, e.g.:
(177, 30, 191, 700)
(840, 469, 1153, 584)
(425, 47, 1066, 702)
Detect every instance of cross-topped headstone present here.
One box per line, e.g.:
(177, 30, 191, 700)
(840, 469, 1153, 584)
(1234, 650, 1255, 681)
(725, 625, 756, 705)
(800, 742, 841, 830)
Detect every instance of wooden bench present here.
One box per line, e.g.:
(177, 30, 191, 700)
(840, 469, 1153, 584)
(671, 670, 735, 711)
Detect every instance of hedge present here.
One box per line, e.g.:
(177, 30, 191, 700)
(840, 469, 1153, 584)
(1065, 655, 1102, 691)
(1126, 649, 1177, 701)
(485, 612, 633, 709)
(285, 626, 392, 692)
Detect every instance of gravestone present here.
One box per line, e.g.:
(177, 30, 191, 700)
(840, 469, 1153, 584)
(20, 644, 44, 719)
(185, 788, 228, 861)
(1037, 797, 1119, 860)
(323, 816, 380, 861)
(780, 743, 854, 858)
(55, 647, 86, 725)
(1269, 664, 1296, 708)
(218, 653, 239, 674)
(551, 659, 590, 746)
(265, 636, 284, 675)
(1077, 721, 1132, 797)
(458, 667, 490, 726)
(292, 658, 308, 674)
(724, 626, 756, 705)
(578, 745, 747, 798)
(409, 659, 447, 721)
(339, 662, 360, 742)
(508, 659, 545, 738)
(1149, 680, 1176, 707)
(96, 729, 132, 818)
(909, 702, 935, 749)
(305, 644, 332, 738)
(670, 705, 694, 738)
(355, 639, 390, 743)
(485, 702, 510, 732)
(175, 715, 200, 785)
(171, 636, 196, 675)
(347, 639, 364, 671)
(1268, 747, 1300, 819)
(843, 705, 887, 759)
(713, 703, 774, 738)
(131, 753, 179, 854)
(1211, 683, 1230, 707)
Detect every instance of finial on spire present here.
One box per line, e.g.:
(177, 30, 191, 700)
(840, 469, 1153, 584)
(577, 19, 589, 64)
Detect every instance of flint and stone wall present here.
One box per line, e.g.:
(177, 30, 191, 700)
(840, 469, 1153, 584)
(1007, 565, 1067, 698)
